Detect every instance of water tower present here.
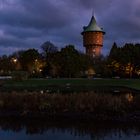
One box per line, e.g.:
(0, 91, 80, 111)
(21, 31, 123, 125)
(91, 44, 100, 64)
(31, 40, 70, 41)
(81, 15, 105, 57)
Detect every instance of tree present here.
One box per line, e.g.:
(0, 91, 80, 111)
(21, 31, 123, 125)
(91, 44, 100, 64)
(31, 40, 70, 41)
(40, 41, 59, 77)
(108, 42, 119, 61)
(18, 49, 41, 73)
(41, 41, 58, 58)
(59, 45, 80, 77)
(107, 43, 140, 78)
(41, 44, 95, 78)
(0, 55, 12, 75)
(59, 45, 94, 78)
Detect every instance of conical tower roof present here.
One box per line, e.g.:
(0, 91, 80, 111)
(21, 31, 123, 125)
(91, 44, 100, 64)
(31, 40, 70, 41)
(82, 16, 105, 33)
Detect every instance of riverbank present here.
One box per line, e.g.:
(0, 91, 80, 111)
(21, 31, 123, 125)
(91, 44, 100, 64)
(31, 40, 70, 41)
(0, 91, 140, 122)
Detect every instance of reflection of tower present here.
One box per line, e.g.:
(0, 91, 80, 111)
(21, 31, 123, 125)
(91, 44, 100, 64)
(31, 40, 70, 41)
(81, 15, 105, 57)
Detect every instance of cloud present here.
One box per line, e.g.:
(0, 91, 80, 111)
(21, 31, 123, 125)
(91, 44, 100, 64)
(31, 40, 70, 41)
(0, 0, 140, 55)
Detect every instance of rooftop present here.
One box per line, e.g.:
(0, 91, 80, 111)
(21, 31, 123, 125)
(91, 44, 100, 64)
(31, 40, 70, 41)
(82, 16, 105, 33)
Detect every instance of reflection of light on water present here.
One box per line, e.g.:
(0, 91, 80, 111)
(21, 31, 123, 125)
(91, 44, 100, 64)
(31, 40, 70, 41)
(113, 90, 120, 93)
(125, 93, 133, 102)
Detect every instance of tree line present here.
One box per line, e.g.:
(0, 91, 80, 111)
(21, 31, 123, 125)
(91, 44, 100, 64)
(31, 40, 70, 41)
(107, 42, 140, 78)
(0, 41, 94, 78)
(0, 41, 140, 78)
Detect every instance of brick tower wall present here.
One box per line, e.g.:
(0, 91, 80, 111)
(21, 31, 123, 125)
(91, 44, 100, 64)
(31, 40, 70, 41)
(82, 32, 104, 57)
(83, 32, 103, 46)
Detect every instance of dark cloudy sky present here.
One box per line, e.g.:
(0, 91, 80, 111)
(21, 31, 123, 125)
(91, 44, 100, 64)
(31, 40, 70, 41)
(0, 0, 140, 55)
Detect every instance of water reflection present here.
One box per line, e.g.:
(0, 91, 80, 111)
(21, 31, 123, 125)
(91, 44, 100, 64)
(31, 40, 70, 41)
(0, 118, 140, 140)
(125, 93, 134, 102)
(0, 88, 139, 140)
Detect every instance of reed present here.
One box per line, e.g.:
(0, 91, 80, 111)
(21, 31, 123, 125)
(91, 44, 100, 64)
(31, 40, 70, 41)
(0, 91, 138, 118)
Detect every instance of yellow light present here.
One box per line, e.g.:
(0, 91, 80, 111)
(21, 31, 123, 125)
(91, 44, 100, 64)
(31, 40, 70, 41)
(125, 93, 133, 102)
(11, 58, 17, 63)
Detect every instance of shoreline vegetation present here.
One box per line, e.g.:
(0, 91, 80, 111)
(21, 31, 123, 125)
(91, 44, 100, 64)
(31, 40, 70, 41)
(0, 78, 140, 122)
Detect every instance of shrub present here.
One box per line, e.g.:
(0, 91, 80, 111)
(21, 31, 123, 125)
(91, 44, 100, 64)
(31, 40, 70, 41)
(11, 71, 29, 81)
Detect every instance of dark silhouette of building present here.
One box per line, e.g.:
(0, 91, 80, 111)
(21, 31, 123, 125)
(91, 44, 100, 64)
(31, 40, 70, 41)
(81, 15, 105, 57)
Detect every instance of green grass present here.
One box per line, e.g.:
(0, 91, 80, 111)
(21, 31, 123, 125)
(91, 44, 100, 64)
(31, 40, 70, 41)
(2, 78, 140, 91)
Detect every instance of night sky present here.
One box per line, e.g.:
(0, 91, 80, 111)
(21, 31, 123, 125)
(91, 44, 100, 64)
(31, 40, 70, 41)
(0, 0, 140, 55)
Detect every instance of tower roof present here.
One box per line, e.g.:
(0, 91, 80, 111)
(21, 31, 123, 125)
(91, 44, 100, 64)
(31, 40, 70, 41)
(82, 16, 105, 33)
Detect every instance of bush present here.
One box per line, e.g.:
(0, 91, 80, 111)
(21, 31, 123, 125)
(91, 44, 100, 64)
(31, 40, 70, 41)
(11, 71, 29, 81)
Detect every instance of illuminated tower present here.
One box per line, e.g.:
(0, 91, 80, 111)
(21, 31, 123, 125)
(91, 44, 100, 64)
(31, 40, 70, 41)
(81, 15, 105, 57)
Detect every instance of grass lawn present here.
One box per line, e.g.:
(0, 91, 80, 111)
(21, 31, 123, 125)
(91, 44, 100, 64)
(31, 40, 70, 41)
(2, 78, 140, 91)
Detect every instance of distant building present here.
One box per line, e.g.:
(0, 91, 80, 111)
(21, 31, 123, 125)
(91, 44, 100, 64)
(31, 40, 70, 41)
(81, 15, 105, 57)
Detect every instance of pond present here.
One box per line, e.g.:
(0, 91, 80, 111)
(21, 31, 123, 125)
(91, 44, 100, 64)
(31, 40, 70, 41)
(0, 87, 139, 139)
(0, 118, 140, 140)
